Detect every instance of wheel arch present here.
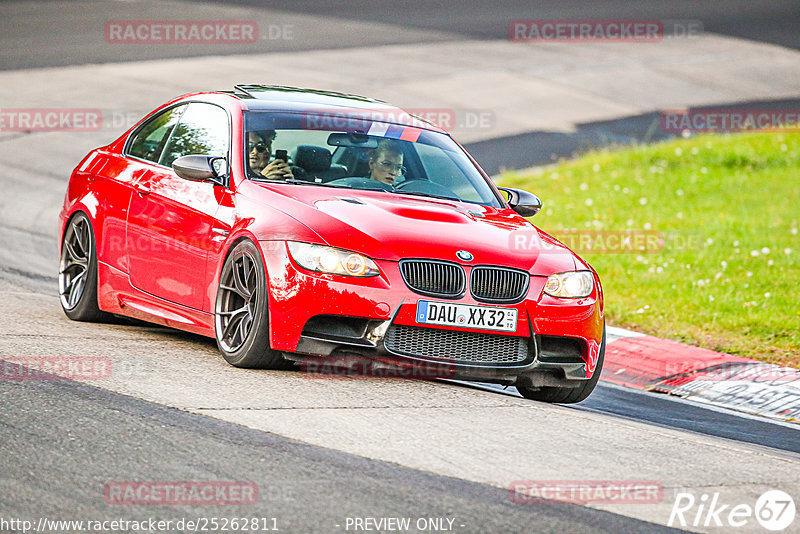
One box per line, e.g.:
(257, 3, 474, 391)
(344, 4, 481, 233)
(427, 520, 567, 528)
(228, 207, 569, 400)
(210, 231, 275, 317)
(60, 197, 102, 257)
(60, 207, 99, 257)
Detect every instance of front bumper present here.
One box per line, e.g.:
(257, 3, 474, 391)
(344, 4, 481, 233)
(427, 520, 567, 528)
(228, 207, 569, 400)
(260, 241, 604, 383)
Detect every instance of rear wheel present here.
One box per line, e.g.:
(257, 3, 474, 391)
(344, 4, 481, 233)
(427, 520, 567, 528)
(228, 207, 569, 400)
(517, 325, 606, 404)
(59, 212, 110, 322)
(214, 240, 288, 369)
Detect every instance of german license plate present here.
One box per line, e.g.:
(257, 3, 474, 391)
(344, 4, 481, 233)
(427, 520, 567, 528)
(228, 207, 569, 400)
(415, 300, 517, 332)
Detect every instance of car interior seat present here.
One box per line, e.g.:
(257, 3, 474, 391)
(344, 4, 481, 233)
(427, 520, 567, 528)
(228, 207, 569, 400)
(292, 145, 348, 182)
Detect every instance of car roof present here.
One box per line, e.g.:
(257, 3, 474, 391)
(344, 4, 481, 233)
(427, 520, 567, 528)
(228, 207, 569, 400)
(217, 84, 444, 132)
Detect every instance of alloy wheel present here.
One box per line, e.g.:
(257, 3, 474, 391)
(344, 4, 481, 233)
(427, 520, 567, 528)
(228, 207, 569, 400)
(59, 216, 91, 310)
(216, 250, 259, 352)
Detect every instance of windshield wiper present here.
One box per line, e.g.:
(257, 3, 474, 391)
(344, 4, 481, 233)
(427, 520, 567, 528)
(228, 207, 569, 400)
(251, 177, 352, 189)
(392, 190, 461, 202)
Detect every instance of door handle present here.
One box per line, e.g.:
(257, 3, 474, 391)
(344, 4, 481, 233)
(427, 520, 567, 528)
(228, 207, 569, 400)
(133, 168, 154, 196)
(212, 227, 230, 236)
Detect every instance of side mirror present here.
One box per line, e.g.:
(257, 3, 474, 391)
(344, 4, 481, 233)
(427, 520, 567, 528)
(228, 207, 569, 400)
(173, 155, 227, 185)
(497, 187, 542, 217)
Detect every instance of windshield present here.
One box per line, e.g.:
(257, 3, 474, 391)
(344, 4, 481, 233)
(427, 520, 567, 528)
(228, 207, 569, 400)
(243, 111, 502, 207)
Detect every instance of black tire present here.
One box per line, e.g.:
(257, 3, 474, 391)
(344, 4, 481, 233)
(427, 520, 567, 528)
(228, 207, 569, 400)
(59, 212, 111, 322)
(214, 240, 288, 369)
(517, 325, 606, 404)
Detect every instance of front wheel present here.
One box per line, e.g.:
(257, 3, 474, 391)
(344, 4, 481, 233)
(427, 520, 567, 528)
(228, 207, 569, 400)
(214, 240, 289, 369)
(517, 325, 606, 404)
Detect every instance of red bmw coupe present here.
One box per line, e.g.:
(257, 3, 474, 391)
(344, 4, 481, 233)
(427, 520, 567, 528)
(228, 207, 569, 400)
(59, 85, 605, 402)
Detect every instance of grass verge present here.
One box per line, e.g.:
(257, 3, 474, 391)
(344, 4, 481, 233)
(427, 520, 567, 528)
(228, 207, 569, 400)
(498, 131, 799, 368)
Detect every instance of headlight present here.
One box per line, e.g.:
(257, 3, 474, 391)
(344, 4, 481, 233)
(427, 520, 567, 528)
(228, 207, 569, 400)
(543, 271, 593, 298)
(287, 242, 380, 277)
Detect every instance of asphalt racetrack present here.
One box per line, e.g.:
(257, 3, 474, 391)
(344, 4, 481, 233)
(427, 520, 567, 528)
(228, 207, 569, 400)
(1, 2, 799, 533)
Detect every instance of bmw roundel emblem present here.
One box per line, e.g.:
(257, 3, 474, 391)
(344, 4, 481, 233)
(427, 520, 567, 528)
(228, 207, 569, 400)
(456, 250, 474, 261)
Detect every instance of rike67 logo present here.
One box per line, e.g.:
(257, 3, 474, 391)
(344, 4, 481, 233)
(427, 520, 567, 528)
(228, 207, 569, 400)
(669, 490, 795, 531)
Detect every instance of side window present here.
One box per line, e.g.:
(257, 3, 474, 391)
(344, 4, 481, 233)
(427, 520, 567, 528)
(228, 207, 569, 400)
(159, 103, 229, 168)
(127, 106, 185, 163)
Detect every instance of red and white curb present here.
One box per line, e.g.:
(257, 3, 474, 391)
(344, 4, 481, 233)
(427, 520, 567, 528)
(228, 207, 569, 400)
(603, 326, 800, 423)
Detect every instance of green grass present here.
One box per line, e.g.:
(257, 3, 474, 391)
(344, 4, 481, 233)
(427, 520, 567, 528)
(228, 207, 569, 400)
(498, 132, 800, 368)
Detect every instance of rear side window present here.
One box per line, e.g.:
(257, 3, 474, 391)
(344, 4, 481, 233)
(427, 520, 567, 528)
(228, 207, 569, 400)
(159, 103, 229, 168)
(127, 106, 184, 163)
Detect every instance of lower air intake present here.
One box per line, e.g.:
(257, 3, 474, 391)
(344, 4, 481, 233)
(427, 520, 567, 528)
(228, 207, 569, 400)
(384, 324, 530, 365)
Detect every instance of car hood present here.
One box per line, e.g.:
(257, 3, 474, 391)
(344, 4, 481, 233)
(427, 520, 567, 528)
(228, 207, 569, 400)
(251, 184, 579, 274)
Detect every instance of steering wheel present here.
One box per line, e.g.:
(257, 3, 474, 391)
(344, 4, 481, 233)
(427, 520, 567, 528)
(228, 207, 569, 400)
(393, 179, 460, 200)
